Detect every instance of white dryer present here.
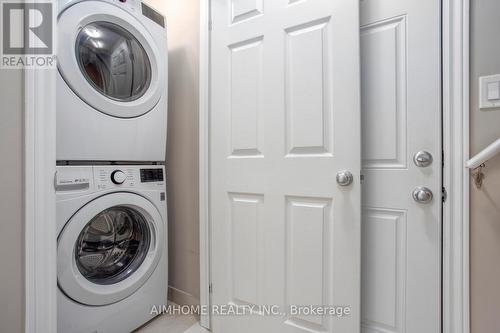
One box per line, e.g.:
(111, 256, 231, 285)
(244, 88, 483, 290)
(56, 165, 167, 333)
(57, 0, 168, 162)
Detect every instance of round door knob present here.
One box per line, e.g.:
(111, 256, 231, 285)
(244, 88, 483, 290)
(336, 171, 354, 187)
(413, 151, 433, 167)
(111, 170, 126, 185)
(412, 186, 433, 204)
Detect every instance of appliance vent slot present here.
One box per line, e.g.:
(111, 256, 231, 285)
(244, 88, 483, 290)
(141, 2, 165, 28)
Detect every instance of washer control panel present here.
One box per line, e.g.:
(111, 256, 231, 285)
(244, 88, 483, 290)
(94, 166, 165, 191)
(94, 167, 136, 191)
(56, 165, 165, 193)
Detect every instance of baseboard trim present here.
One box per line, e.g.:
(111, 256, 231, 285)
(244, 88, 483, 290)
(168, 286, 200, 307)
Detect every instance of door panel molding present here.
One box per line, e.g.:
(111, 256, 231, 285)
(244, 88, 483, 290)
(361, 15, 407, 170)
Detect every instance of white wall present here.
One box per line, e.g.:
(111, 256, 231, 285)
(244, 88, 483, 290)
(0, 69, 24, 333)
(470, 1, 500, 332)
(145, 0, 201, 304)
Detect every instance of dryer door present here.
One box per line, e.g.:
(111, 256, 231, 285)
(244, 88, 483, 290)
(58, 193, 165, 306)
(58, 1, 164, 118)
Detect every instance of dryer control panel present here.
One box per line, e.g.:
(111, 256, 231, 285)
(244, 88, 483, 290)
(109, 0, 141, 14)
(107, 0, 165, 28)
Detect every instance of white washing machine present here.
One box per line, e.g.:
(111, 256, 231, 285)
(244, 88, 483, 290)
(57, 0, 168, 162)
(56, 165, 167, 333)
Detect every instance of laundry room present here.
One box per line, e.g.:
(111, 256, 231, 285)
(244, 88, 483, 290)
(54, 0, 203, 331)
(1, 0, 500, 333)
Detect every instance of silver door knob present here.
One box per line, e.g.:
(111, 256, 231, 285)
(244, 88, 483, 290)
(413, 151, 433, 167)
(412, 186, 433, 204)
(336, 171, 353, 187)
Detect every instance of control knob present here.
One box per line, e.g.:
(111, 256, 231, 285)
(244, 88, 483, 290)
(111, 170, 127, 185)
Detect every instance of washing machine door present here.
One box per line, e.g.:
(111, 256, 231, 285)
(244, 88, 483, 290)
(58, 192, 164, 306)
(57, 1, 164, 118)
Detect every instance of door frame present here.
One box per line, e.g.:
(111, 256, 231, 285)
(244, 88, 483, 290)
(199, 0, 211, 328)
(198, 0, 471, 332)
(24, 52, 58, 331)
(442, 1, 470, 333)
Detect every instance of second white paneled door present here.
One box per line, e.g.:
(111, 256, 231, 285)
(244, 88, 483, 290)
(360, 1, 442, 333)
(210, 0, 361, 333)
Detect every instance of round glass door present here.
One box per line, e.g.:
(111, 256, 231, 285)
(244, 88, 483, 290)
(75, 206, 151, 285)
(76, 22, 152, 102)
(58, 192, 164, 306)
(58, 1, 165, 118)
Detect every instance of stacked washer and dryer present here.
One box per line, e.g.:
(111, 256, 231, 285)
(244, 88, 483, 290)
(55, 0, 168, 332)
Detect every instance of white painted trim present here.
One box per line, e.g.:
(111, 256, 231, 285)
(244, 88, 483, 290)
(199, 0, 211, 329)
(24, 3, 57, 332)
(442, 1, 470, 333)
(168, 286, 200, 307)
(24, 62, 58, 332)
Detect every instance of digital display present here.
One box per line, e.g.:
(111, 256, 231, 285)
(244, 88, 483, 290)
(140, 168, 164, 183)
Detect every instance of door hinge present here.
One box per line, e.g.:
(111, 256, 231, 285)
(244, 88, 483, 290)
(442, 187, 448, 203)
(209, 19, 213, 31)
(209, 283, 213, 294)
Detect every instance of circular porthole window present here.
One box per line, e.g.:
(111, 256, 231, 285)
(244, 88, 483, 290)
(75, 21, 152, 102)
(75, 206, 151, 285)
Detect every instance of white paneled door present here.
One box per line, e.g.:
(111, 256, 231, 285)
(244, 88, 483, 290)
(360, 1, 441, 333)
(210, 0, 361, 333)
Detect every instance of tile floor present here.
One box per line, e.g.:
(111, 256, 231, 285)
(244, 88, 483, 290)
(134, 313, 207, 333)
(183, 323, 209, 333)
